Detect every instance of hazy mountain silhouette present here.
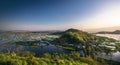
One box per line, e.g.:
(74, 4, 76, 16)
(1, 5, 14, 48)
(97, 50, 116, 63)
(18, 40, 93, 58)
(87, 26, 120, 32)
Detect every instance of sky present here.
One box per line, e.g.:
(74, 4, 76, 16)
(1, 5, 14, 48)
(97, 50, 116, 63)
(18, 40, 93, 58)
(0, 0, 120, 31)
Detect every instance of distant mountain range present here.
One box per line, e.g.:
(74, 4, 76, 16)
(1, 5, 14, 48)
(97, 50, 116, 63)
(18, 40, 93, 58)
(97, 30, 120, 34)
(87, 26, 120, 32)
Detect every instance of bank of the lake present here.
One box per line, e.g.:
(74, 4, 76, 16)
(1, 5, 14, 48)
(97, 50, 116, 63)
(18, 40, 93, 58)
(96, 34, 120, 62)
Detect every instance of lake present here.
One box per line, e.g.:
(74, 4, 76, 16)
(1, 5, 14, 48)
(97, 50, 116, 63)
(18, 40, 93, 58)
(0, 32, 120, 62)
(96, 34, 120, 62)
(0, 42, 85, 57)
(96, 34, 120, 40)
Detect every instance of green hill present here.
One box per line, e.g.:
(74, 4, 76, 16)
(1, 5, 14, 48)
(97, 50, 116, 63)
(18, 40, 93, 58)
(59, 28, 95, 44)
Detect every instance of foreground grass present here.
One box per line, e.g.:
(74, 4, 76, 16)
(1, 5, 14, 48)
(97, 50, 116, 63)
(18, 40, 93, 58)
(0, 52, 102, 65)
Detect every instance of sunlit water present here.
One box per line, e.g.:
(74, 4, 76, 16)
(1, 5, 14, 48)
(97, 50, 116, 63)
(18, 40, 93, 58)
(96, 34, 120, 40)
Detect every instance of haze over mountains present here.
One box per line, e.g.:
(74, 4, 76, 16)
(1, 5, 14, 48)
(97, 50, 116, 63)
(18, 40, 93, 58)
(85, 25, 120, 32)
(1, 25, 120, 33)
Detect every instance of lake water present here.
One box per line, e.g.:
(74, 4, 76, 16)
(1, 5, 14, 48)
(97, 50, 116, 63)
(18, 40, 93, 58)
(96, 34, 120, 62)
(96, 34, 120, 40)
(0, 32, 75, 56)
(0, 33, 120, 62)
(0, 43, 84, 57)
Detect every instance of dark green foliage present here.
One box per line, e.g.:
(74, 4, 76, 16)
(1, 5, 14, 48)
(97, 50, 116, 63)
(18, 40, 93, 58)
(59, 28, 95, 44)
(96, 36, 116, 43)
(115, 42, 120, 52)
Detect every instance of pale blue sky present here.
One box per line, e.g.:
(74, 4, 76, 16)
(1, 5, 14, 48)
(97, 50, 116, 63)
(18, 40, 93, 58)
(0, 0, 120, 31)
